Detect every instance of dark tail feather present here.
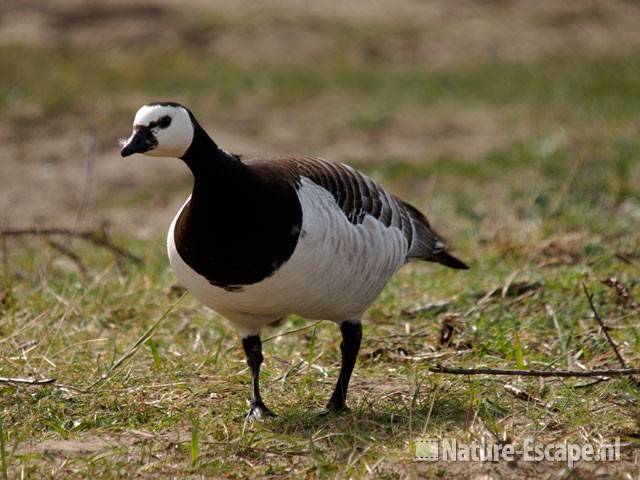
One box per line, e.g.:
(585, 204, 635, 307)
(429, 251, 469, 270)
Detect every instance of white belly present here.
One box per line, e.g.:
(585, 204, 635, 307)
(167, 178, 409, 336)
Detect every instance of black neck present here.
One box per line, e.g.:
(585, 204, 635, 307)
(172, 121, 303, 289)
(180, 121, 244, 179)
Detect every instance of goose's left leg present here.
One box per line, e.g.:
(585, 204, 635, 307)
(326, 320, 362, 413)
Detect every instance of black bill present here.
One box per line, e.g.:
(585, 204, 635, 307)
(120, 127, 157, 157)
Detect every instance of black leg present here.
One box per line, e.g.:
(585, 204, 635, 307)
(326, 321, 362, 413)
(242, 335, 274, 420)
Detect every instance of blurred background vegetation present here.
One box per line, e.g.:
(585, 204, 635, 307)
(1, 1, 639, 478)
(2, 0, 639, 247)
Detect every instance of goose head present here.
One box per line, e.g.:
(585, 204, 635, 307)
(120, 102, 194, 158)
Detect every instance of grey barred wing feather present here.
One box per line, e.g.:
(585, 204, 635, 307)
(267, 156, 468, 270)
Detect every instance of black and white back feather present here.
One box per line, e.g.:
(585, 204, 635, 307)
(247, 155, 467, 269)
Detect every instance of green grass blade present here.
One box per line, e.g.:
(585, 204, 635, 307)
(84, 292, 187, 391)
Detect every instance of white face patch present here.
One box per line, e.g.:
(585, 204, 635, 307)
(132, 104, 194, 158)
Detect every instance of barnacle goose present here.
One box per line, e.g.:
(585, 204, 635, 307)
(121, 102, 468, 420)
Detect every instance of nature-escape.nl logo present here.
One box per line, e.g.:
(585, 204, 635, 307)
(414, 437, 621, 468)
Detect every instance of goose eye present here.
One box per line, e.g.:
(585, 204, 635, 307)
(158, 116, 171, 129)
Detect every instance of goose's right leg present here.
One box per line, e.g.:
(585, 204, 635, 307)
(242, 335, 275, 420)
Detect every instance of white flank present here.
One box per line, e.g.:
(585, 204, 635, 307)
(167, 178, 409, 336)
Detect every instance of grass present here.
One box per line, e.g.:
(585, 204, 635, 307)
(2, 44, 640, 123)
(1, 163, 639, 477)
(2, 3, 640, 478)
(0, 419, 7, 480)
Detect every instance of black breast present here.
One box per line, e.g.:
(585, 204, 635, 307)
(173, 163, 303, 291)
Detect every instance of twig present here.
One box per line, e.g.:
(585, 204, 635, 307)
(583, 282, 640, 388)
(46, 238, 88, 276)
(428, 365, 640, 378)
(0, 228, 142, 264)
(582, 283, 628, 368)
(0, 377, 55, 386)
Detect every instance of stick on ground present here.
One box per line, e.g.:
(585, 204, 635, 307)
(583, 282, 640, 387)
(583, 282, 627, 368)
(0, 228, 142, 264)
(429, 365, 640, 378)
(0, 377, 55, 386)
